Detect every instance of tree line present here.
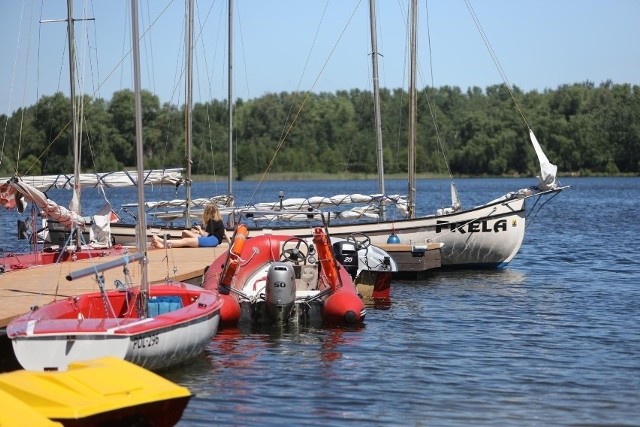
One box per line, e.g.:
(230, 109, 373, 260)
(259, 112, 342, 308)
(1, 81, 638, 179)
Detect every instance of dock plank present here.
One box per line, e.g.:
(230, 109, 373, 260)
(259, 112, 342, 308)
(0, 245, 228, 328)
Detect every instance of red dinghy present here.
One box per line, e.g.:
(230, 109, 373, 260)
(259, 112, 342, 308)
(203, 225, 366, 328)
(7, 253, 223, 372)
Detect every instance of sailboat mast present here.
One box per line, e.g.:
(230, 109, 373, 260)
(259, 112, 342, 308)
(227, 0, 234, 198)
(185, 0, 194, 227)
(369, 0, 385, 219)
(131, 0, 149, 315)
(66, 0, 82, 248)
(407, 0, 417, 219)
(66, 0, 78, 207)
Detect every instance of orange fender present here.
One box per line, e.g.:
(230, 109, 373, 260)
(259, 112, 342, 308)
(312, 227, 340, 291)
(220, 224, 249, 287)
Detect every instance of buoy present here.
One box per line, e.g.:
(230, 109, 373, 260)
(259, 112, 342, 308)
(387, 233, 400, 244)
(387, 224, 400, 244)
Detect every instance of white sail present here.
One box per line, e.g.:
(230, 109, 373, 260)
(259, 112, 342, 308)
(249, 194, 408, 214)
(123, 195, 233, 210)
(239, 206, 383, 223)
(0, 168, 183, 192)
(529, 129, 558, 191)
(7, 178, 87, 228)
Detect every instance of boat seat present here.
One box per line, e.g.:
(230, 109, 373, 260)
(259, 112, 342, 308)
(148, 296, 183, 317)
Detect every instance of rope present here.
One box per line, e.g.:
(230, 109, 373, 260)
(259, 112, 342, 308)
(463, 0, 530, 130)
(249, 0, 364, 204)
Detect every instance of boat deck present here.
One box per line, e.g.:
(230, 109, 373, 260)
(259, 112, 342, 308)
(0, 245, 228, 328)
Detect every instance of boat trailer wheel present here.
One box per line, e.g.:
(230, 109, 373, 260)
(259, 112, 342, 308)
(280, 238, 310, 265)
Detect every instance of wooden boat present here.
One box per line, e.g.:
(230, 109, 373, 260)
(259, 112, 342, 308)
(0, 356, 191, 427)
(5, 0, 223, 373)
(109, 1, 566, 274)
(211, 0, 565, 272)
(202, 223, 387, 328)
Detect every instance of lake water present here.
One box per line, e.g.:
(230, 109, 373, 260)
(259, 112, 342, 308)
(1, 177, 639, 426)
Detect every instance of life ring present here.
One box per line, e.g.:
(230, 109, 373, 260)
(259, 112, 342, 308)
(312, 227, 339, 290)
(219, 224, 249, 287)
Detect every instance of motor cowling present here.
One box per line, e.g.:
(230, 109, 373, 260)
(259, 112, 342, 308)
(332, 241, 358, 280)
(265, 262, 296, 324)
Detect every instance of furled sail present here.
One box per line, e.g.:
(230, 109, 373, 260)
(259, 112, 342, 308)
(222, 195, 409, 224)
(123, 195, 234, 210)
(3, 177, 87, 228)
(249, 194, 408, 215)
(529, 129, 558, 191)
(0, 168, 183, 193)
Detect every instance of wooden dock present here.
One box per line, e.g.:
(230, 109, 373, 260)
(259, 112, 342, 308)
(0, 245, 228, 328)
(1, 239, 443, 329)
(378, 242, 443, 279)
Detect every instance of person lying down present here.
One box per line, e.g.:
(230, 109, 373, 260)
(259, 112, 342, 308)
(150, 203, 229, 248)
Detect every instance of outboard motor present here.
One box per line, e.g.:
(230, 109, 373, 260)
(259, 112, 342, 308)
(265, 262, 296, 324)
(333, 241, 359, 280)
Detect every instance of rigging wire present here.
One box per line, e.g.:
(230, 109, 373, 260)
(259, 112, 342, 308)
(420, 0, 457, 211)
(194, 0, 220, 180)
(422, 0, 454, 182)
(250, 0, 363, 205)
(0, 1, 27, 172)
(16, 1, 38, 175)
(463, 0, 530, 130)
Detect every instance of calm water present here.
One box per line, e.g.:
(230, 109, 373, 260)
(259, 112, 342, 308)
(1, 177, 639, 426)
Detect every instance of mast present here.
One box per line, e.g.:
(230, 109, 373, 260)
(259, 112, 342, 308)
(407, 0, 417, 219)
(185, 0, 194, 226)
(40, 3, 94, 248)
(227, 0, 234, 199)
(369, 0, 385, 219)
(66, 0, 82, 246)
(131, 0, 149, 315)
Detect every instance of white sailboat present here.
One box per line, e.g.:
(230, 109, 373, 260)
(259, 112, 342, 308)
(6, 0, 222, 372)
(215, 0, 565, 273)
(106, 1, 565, 273)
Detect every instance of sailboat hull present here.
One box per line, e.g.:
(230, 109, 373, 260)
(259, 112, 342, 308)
(6, 284, 221, 372)
(245, 197, 526, 269)
(110, 196, 525, 271)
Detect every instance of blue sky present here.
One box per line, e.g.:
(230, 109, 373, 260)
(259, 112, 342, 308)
(1, 0, 639, 115)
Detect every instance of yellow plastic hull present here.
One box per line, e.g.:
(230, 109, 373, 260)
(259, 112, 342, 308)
(0, 357, 191, 427)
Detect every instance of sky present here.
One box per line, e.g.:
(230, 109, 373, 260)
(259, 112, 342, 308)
(1, 0, 639, 115)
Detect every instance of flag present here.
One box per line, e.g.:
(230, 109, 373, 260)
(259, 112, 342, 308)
(0, 183, 17, 209)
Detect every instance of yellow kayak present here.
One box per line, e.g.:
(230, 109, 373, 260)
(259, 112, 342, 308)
(0, 356, 191, 427)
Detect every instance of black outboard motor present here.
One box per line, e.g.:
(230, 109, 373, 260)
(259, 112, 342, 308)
(333, 241, 359, 280)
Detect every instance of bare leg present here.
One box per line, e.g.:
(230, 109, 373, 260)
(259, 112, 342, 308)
(161, 237, 200, 248)
(181, 229, 198, 238)
(150, 234, 200, 249)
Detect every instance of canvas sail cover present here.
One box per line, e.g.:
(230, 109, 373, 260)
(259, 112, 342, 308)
(3, 177, 87, 229)
(0, 168, 183, 193)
